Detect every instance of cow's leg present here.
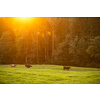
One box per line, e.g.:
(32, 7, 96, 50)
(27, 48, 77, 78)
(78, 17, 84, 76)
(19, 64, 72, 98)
(67, 68, 69, 70)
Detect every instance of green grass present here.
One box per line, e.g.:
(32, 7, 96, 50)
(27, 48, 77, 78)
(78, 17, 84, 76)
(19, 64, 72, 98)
(0, 64, 100, 84)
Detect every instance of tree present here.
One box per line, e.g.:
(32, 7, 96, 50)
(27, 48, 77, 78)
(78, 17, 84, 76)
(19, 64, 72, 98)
(86, 36, 100, 64)
(46, 17, 61, 60)
(55, 17, 70, 46)
(16, 27, 37, 64)
(53, 34, 72, 65)
(69, 36, 89, 66)
(0, 31, 16, 64)
(1, 17, 100, 66)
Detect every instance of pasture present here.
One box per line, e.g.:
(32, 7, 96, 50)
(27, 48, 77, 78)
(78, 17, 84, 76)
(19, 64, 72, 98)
(0, 65, 100, 84)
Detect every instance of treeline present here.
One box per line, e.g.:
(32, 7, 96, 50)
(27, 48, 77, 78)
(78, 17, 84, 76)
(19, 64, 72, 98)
(54, 18, 100, 68)
(0, 17, 100, 68)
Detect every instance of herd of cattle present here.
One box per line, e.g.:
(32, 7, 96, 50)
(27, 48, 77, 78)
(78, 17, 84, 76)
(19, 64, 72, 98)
(10, 64, 71, 70)
(10, 64, 32, 68)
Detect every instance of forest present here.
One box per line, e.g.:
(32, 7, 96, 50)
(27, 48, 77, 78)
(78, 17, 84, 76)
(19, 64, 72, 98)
(0, 17, 100, 68)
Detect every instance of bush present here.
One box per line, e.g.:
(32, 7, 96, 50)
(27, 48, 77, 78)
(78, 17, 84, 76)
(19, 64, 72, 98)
(86, 62, 100, 68)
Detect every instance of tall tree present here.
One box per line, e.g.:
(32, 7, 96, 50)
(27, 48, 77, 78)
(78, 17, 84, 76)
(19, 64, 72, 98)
(86, 36, 100, 64)
(47, 17, 61, 60)
(0, 31, 16, 64)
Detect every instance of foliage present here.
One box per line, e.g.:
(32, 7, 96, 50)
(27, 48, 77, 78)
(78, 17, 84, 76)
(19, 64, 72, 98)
(16, 30, 37, 64)
(69, 36, 89, 66)
(53, 34, 72, 65)
(0, 17, 100, 67)
(86, 36, 100, 64)
(0, 31, 16, 64)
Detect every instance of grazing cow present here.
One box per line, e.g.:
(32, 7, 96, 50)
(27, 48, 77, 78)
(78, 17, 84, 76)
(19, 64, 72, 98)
(11, 64, 17, 68)
(63, 66, 71, 70)
(25, 64, 32, 68)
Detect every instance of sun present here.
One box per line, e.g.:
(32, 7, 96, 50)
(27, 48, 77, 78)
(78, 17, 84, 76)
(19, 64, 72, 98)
(16, 17, 31, 22)
(14, 17, 35, 25)
(19, 17, 30, 20)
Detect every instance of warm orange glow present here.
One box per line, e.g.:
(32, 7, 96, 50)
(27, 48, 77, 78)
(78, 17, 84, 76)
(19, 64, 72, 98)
(38, 32, 40, 34)
(14, 17, 36, 25)
(48, 31, 51, 35)
(13, 17, 36, 28)
(16, 17, 31, 22)
(42, 34, 44, 37)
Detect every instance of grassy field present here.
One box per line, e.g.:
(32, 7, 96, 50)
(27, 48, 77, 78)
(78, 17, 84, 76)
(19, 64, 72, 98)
(0, 64, 100, 84)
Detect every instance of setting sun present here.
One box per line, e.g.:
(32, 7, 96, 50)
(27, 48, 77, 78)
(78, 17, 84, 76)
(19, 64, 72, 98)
(14, 17, 36, 24)
(18, 17, 30, 20)
(16, 17, 31, 22)
(13, 17, 36, 26)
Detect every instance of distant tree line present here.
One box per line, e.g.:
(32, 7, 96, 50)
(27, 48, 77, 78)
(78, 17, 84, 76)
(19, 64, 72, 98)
(0, 17, 100, 68)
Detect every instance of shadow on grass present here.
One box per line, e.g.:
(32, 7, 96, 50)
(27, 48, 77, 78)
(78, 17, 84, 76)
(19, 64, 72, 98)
(0, 81, 5, 84)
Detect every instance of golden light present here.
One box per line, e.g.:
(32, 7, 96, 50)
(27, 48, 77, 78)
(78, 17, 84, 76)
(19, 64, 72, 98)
(48, 31, 51, 35)
(16, 17, 31, 22)
(14, 17, 36, 24)
(20, 17, 30, 20)
(38, 32, 40, 34)
(42, 34, 44, 37)
(13, 17, 36, 27)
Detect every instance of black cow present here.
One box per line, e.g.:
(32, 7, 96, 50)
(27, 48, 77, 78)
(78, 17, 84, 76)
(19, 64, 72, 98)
(63, 66, 71, 70)
(25, 64, 32, 68)
(11, 64, 17, 68)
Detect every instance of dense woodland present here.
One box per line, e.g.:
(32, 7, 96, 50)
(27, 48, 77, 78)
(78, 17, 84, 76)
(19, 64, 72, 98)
(0, 17, 100, 68)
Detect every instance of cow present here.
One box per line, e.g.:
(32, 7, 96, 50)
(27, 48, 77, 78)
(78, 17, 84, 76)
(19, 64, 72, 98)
(10, 64, 17, 68)
(63, 66, 71, 70)
(25, 64, 32, 68)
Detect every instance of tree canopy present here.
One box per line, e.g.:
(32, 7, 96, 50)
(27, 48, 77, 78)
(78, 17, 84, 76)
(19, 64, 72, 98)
(0, 17, 100, 68)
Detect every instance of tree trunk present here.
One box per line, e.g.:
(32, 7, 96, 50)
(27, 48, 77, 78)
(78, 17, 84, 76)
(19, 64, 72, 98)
(47, 32, 49, 62)
(37, 31, 39, 64)
(25, 45, 28, 64)
(26, 55, 27, 64)
(44, 31, 47, 62)
(52, 29, 55, 61)
(45, 43, 47, 62)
